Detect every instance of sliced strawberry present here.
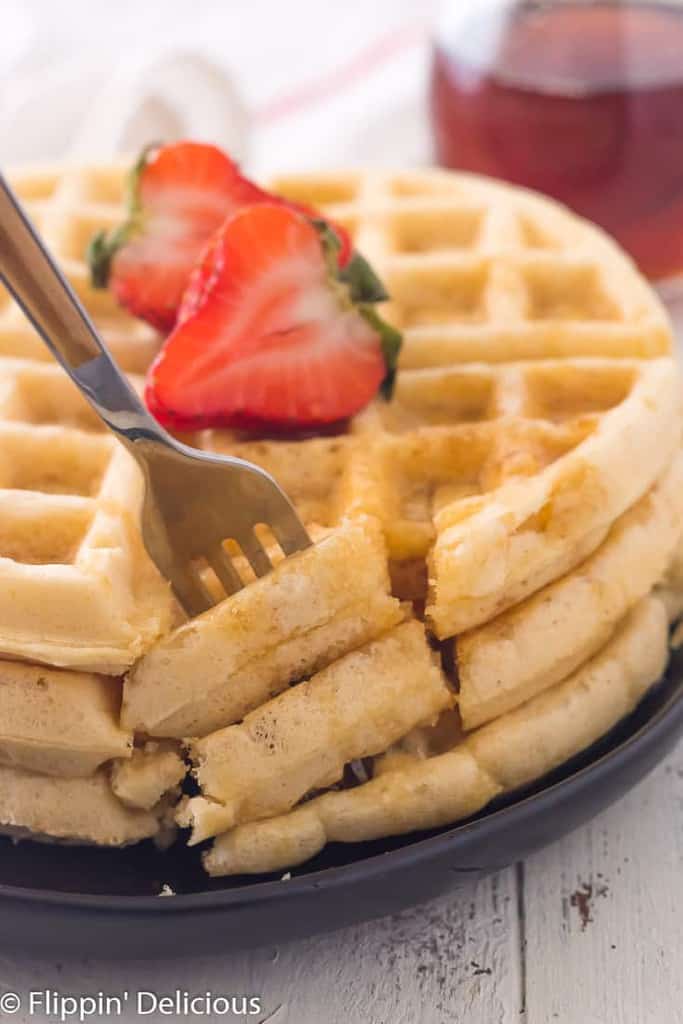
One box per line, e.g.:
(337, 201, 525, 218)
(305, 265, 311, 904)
(88, 143, 239, 331)
(88, 141, 353, 331)
(145, 203, 401, 431)
(188, 163, 354, 267)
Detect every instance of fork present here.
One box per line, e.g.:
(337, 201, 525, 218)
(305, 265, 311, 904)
(0, 173, 312, 617)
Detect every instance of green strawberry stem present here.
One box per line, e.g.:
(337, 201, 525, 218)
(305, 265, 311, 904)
(314, 219, 402, 400)
(359, 306, 402, 399)
(87, 143, 156, 288)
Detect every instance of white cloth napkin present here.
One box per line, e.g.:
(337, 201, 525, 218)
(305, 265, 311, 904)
(0, 0, 433, 175)
(0, 53, 249, 166)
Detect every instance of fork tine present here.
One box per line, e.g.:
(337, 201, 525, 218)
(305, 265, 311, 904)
(270, 511, 313, 557)
(239, 529, 274, 578)
(207, 544, 244, 596)
(168, 563, 214, 619)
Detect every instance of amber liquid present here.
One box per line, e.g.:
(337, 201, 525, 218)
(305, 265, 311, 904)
(430, 1, 683, 278)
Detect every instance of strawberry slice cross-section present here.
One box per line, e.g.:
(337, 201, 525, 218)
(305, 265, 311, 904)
(145, 203, 401, 432)
(88, 140, 353, 332)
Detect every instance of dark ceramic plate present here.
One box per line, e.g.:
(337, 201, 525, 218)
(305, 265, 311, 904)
(2, 647, 682, 960)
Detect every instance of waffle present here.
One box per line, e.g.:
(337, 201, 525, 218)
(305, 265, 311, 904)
(4, 164, 670, 373)
(111, 742, 185, 811)
(658, 554, 683, 637)
(207, 357, 681, 635)
(0, 763, 170, 846)
(423, 359, 679, 635)
(0, 161, 680, 858)
(123, 517, 403, 738)
(198, 452, 682, 872)
(0, 659, 131, 777)
(3, 165, 677, 643)
(180, 620, 453, 843)
(2, 164, 161, 374)
(190, 169, 681, 874)
(271, 168, 672, 367)
(0, 357, 175, 674)
(457, 455, 683, 729)
(204, 596, 668, 875)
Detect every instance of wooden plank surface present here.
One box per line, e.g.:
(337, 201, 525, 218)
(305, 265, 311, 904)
(0, 870, 522, 1024)
(523, 740, 683, 1024)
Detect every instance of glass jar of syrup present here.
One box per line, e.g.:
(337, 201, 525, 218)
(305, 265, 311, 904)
(430, 1, 683, 284)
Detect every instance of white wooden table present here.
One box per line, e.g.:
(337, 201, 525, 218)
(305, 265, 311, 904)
(1, 738, 680, 1023)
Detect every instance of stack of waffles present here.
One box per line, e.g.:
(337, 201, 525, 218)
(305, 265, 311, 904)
(0, 163, 681, 874)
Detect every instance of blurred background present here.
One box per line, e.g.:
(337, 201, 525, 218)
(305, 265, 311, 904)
(2, 0, 683, 313)
(0, 0, 435, 173)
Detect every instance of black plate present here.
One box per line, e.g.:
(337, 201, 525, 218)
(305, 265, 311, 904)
(2, 647, 682, 960)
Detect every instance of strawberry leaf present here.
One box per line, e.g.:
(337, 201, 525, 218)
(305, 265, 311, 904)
(87, 143, 157, 288)
(87, 223, 131, 288)
(126, 141, 159, 215)
(313, 216, 400, 398)
(312, 218, 343, 273)
(359, 306, 402, 400)
(86, 230, 113, 288)
(312, 218, 388, 302)
(339, 251, 389, 303)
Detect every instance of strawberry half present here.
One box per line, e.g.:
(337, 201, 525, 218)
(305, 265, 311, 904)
(88, 141, 353, 331)
(145, 203, 401, 431)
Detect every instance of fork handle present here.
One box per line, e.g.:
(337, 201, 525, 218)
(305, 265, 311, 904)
(0, 172, 170, 450)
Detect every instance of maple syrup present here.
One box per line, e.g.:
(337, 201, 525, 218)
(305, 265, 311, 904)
(430, 1, 683, 279)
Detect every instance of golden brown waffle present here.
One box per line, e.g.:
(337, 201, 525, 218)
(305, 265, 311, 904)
(272, 168, 673, 366)
(456, 454, 683, 729)
(198, 460, 683, 875)
(425, 358, 681, 635)
(3, 164, 672, 376)
(206, 357, 682, 636)
(204, 596, 668, 876)
(111, 742, 185, 812)
(0, 762, 173, 846)
(0, 659, 131, 777)
(657, 538, 683, 627)
(0, 357, 174, 673)
(123, 517, 403, 738)
(181, 620, 453, 843)
(0, 161, 680, 857)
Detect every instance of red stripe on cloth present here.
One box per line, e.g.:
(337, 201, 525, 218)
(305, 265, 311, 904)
(254, 20, 429, 125)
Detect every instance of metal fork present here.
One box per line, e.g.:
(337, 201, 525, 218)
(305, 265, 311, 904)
(0, 173, 312, 617)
